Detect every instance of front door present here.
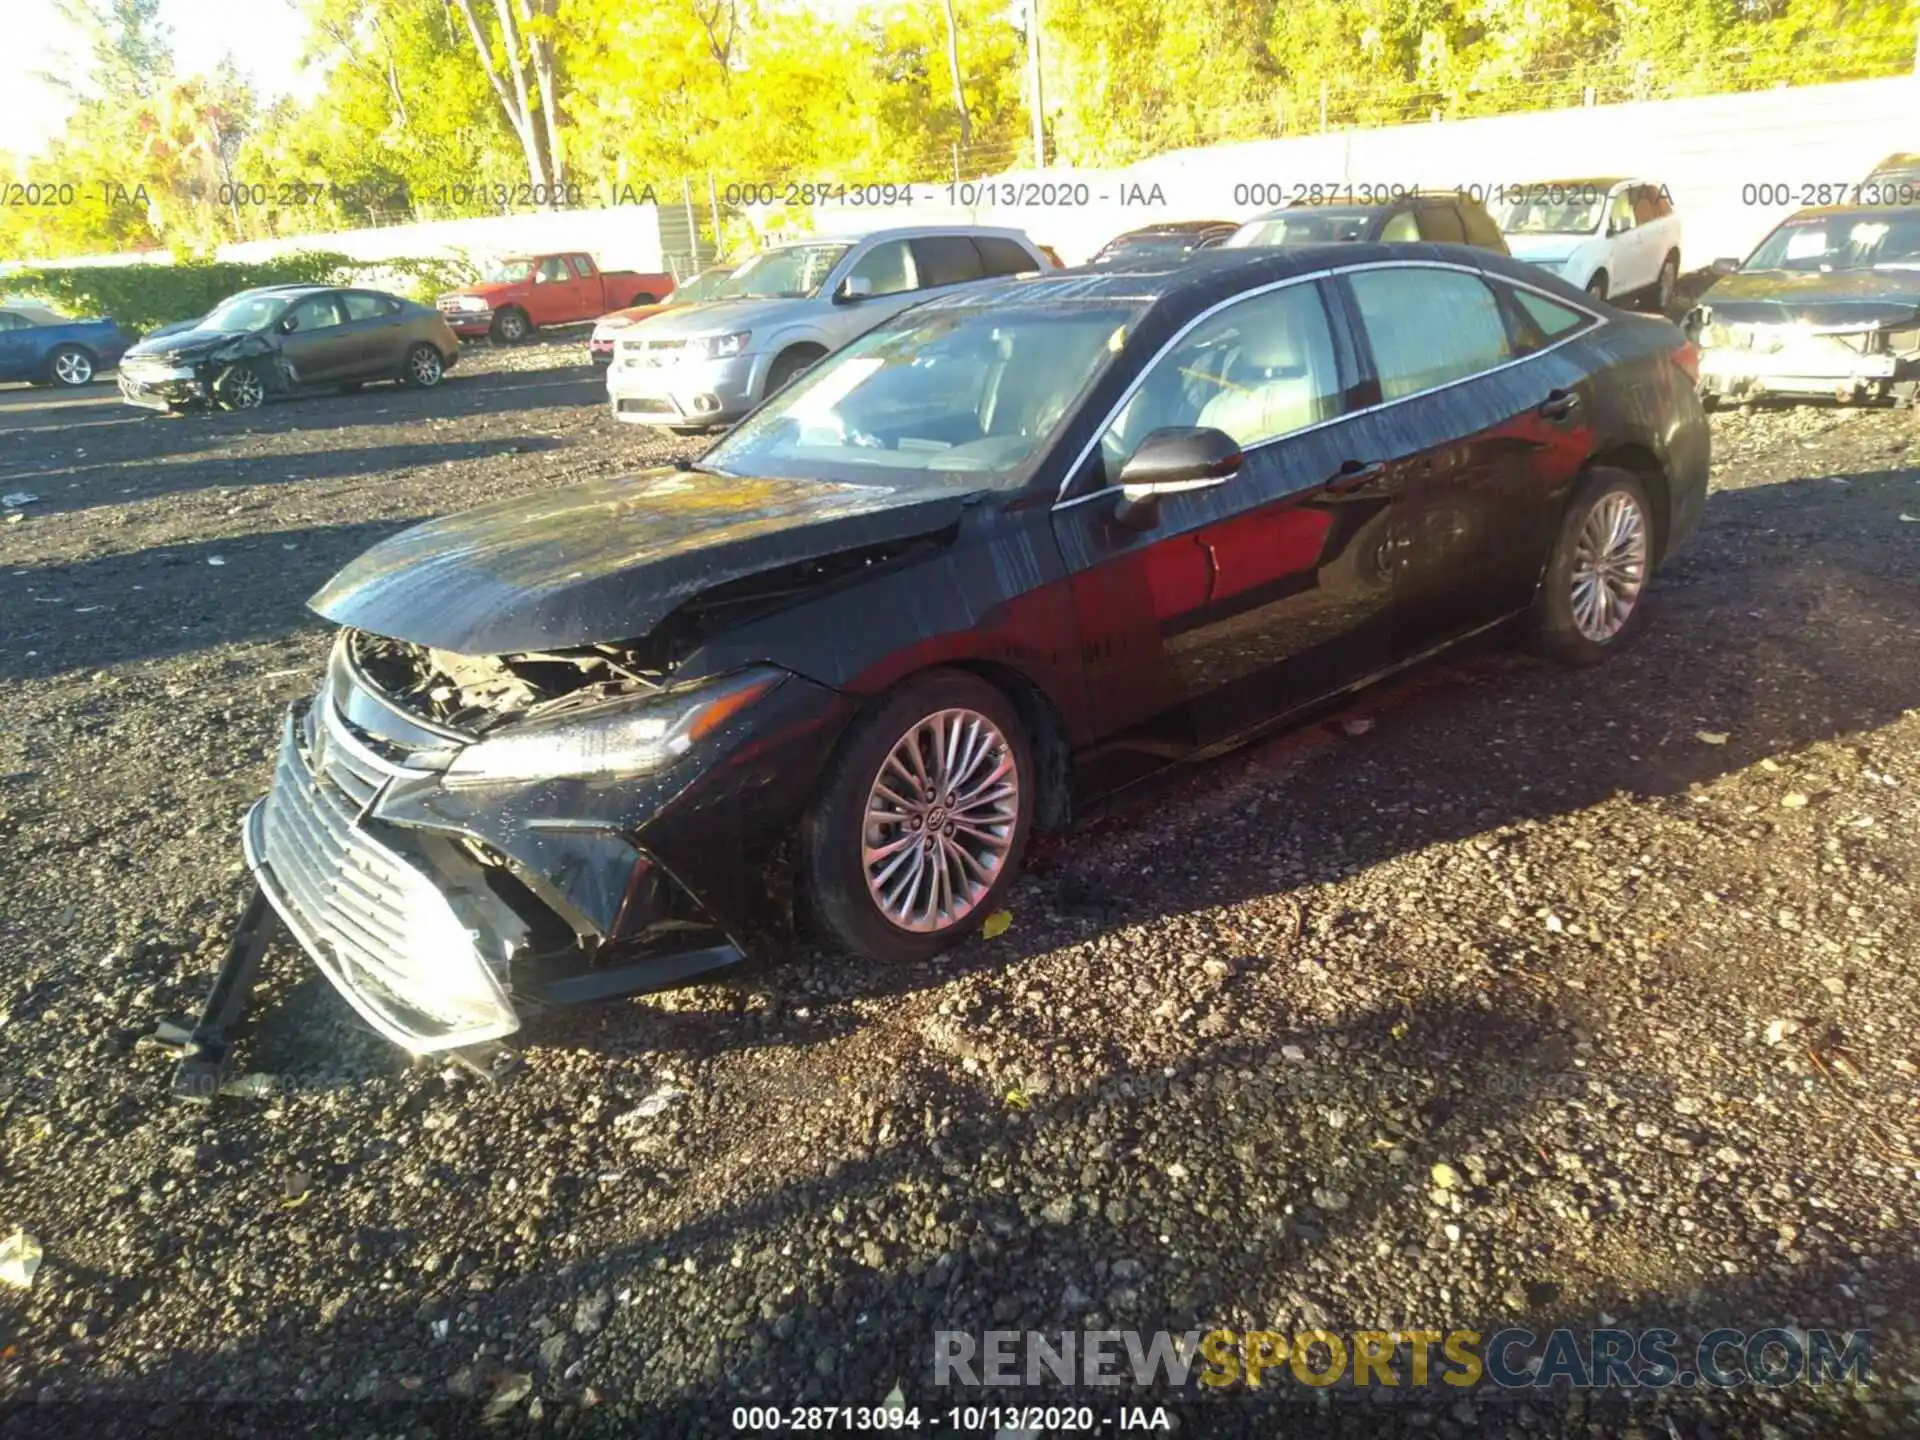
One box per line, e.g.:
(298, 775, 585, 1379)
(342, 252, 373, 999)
(276, 293, 357, 385)
(1050, 277, 1398, 792)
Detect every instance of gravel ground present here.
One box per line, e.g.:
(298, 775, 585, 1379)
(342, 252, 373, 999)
(0, 329, 1917, 1438)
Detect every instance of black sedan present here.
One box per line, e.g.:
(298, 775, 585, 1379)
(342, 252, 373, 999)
(117, 284, 460, 413)
(184, 243, 1708, 1065)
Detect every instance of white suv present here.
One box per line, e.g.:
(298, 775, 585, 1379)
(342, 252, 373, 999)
(606, 225, 1052, 432)
(1495, 178, 1683, 311)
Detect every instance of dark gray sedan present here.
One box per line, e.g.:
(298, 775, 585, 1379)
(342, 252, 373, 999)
(117, 285, 461, 412)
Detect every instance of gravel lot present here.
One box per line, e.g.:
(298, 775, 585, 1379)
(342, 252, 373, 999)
(0, 330, 1917, 1438)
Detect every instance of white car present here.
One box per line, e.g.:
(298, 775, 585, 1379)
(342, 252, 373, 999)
(1494, 178, 1683, 311)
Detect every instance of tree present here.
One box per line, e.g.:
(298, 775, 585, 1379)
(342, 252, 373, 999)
(446, 0, 567, 197)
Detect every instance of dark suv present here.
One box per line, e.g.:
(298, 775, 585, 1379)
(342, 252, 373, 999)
(1224, 191, 1509, 254)
(1090, 220, 1240, 266)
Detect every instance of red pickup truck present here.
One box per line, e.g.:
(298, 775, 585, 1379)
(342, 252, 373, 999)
(436, 253, 675, 343)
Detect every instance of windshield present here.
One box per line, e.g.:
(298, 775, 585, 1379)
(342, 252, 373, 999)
(1742, 213, 1920, 272)
(1493, 193, 1607, 235)
(664, 269, 735, 306)
(483, 261, 534, 283)
(715, 245, 850, 300)
(703, 300, 1146, 486)
(199, 293, 292, 333)
(1224, 210, 1376, 247)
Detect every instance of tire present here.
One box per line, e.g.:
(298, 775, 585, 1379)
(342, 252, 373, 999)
(802, 669, 1034, 964)
(490, 307, 530, 344)
(400, 342, 445, 388)
(214, 362, 267, 411)
(629, 292, 658, 307)
(1648, 251, 1679, 313)
(1529, 466, 1656, 667)
(766, 346, 824, 397)
(47, 345, 96, 388)
(1585, 271, 1610, 302)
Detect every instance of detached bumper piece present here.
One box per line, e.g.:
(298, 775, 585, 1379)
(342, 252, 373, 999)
(160, 884, 281, 1103)
(1698, 321, 1920, 403)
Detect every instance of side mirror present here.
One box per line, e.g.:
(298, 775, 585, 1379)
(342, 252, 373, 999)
(1112, 426, 1243, 530)
(836, 275, 874, 304)
(1710, 256, 1741, 276)
(277, 315, 298, 333)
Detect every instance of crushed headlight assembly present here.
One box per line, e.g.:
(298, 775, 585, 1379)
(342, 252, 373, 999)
(693, 330, 752, 359)
(442, 666, 785, 785)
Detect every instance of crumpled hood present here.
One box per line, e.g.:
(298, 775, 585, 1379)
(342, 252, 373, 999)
(124, 327, 258, 362)
(1699, 268, 1920, 329)
(1502, 234, 1593, 265)
(625, 297, 808, 343)
(309, 468, 975, 654)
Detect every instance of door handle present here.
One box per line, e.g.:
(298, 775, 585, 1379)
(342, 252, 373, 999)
(1326, 459, 1386, 494)
(1538, 388, 1580, 420)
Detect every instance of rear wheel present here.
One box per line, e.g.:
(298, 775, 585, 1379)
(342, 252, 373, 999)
(48, 345, 96, 387)
(802, 670, 1033, 963)
(629, 292, 658, 307)
(1648, 251, 1679, 313)
(1530, 467, 1655, 666)
(400, 343, 445, 388)
(490, 307, 530, 344)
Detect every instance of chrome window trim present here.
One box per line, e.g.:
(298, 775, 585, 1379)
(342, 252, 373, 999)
(1050, 258, 1605, 511)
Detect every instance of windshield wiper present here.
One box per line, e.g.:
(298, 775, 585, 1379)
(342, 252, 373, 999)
(672, 458, 734, 477)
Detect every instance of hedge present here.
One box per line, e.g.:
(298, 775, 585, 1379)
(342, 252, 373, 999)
(3, 251, 477, 333)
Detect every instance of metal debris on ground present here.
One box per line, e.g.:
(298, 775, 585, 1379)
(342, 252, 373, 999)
(0, 1230, 42, 1288)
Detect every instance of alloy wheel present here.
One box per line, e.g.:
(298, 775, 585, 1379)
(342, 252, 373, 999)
(861, 708, 1020, 934)
(53, 350, 93, 386)
(410, 348, 443, 385)
(221, 368, 265, 409)
(1569, 490, 1648, 642)
(1656, 257, 1677, 312)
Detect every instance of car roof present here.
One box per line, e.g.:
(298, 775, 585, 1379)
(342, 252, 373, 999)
(1515, 176, 1635, 190)
(1113, 221, 1238, 237)
(1775, 203, 1920, 223)
(1, 303, 69, 325)
(796, 225, 1037, 245)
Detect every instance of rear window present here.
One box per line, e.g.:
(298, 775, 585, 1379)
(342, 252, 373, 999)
(1504, 285, 1595, 349)
(1416, 204, 1466, 244)
(1460, 204, 1505, 250)
(974, 236, 1039, 276)
(911, 236, 987, 288)
(343, 292, 400, 321)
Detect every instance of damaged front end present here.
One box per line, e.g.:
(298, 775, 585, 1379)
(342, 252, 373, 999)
(1689, 307, 1920, 405)
(223, 626, 848, 1059)
(117, 334, 293, 412)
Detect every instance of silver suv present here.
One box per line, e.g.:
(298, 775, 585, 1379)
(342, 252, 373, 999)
(606, 225, 1052, 432)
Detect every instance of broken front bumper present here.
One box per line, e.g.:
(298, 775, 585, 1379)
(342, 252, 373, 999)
(237, 642, 854, 1054)
(1696, 323, 1920, 401)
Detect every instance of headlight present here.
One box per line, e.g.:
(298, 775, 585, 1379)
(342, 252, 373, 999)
(693, 331, 751, 359)
(455, 296, 490, 313)
(442, 668, 784, 785)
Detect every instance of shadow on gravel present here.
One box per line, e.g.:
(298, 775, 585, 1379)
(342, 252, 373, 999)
(1, 437, 564, 517)
(0, 521, 418, 681)
(21, 992, 1912, 1438)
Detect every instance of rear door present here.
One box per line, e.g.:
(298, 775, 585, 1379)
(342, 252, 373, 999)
(0, 311, 32, 380)
(338, 291, 410, 377)
(1332, 261, 1598, 656)
(528, 256, 580, 324)
(1050, 276, 1398, 785)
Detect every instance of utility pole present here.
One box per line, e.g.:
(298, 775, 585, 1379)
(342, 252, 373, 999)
(1027, 0, 1046, 169)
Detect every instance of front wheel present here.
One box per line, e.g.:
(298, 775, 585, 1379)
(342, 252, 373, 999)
(400, 343, 445, 388)
(214, 362, 267, 411)
(490, 308, 530, 344)
(802, 670, 1033, 963)
(1529, 467, 1655, 667)
(1585, 271, 1610, 302)
(48, 345, 96, 387)
(1649, 251, 1679, 313)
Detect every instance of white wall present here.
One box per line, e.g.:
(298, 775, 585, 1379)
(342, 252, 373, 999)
(814, 73, 1920, 268)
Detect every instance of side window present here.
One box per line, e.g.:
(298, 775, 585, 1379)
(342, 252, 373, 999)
(1415, 204, 1465, 244)
(1649, 186, 1674, 219)
(536, 257, 570, 283)
(1459, 204, 1504, 250)
(1500, 283, 1596, 353)
(845, 240, 916, 297)
(1379, 211, 1419, 243)
(974, 236, 1039, 276)
(910, 236, 986, 289)
(342, 292, 398, 322)
(0, 312, 22, 331)
(1630, 186, 1660, 225)
(1608, 191, 1636, 235)
(1349, 267, 1512, 401)
(568, 256, 594, 278)
(1100, 282, 1344, 474)
(284, 294, 345, 332)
